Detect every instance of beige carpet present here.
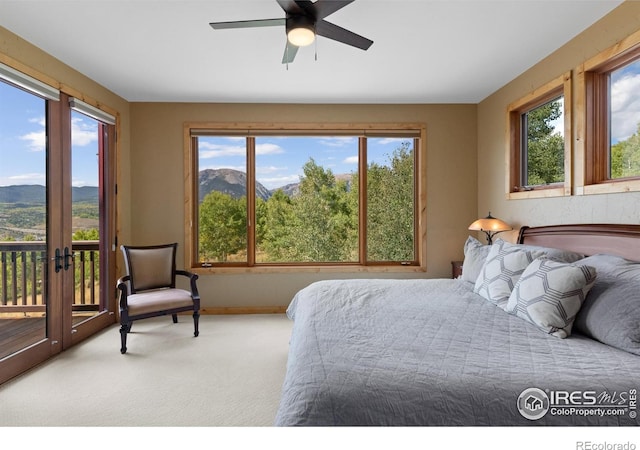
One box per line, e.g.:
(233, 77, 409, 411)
(2, 314, 634, 449)
(0, 314, 293, 427)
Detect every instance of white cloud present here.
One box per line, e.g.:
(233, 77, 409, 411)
(256, 143, 284, 155)
(20, 130, 46, 152)
(20, 117, 46, 151)
(199, 142, 246, 158)
(257, 165, 287, 175)
(258, 174, 300, 189)
(611, 72, 640, 141)
(18, 116, 98, 151)
(200, 164, 246, 172)
(1, 172, 46, 186)
(318, 137, 357, 147)
(199, 141, 284, 158)
(376, 137, 406, 145)
(71, 117, 98, 146)
(343, 155, 358, 164)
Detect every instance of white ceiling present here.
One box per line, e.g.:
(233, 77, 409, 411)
(0, 0, 624, 103)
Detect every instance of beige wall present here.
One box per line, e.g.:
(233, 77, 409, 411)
(7, 0, 640, 310)
(477, 1, 640, 234)
(0, 23, 477, 311)
(130, 103, 477, 308)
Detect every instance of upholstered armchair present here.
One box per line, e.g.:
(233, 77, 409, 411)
(116, 243, 200, 354)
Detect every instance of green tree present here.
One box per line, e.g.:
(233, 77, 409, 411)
(611, 122, 640, 178)
(199, 191, 247, 262)
(527, 133, 565, 185)
(70, 229, 101, 297)
(257, 190, 296, 261)
(526, 99, 565, 185)
(286, 159, 357, 262)
(527, 101, 561, 140)
(73, 228, 99, 240)
(367, 142, 415, 261)
(198, 145, 416, 264)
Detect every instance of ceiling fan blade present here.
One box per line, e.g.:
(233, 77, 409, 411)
(312, 0, 355, 19)
(276, 0, 307, 15)
(282, 41, 299, 64)
(209, 18, 285, 30)
(315, 20, 373, 50)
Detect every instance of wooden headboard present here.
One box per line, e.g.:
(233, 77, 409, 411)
(518, 224, 640, 262)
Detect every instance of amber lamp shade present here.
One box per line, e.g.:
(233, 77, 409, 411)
(468, 212, 512, 245)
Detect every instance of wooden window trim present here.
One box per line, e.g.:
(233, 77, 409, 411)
(183, 122, 427, 274)
(506, 71, 572, 200)
(578, 29, 640, 195)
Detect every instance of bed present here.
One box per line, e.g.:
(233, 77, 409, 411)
(274, 224, 640, 426)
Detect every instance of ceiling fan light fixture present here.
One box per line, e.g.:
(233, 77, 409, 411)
(287, 26, 315, 46)
(286, 16, 315, 47)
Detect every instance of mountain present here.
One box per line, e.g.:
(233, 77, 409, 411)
(272, 182, 300, 198)
(199, 169, 271, 202)
(0, 185, 45, 203)
(0, 185, 98, 204)
(198, 169, 353, 202)
(72, 186, 99, 203)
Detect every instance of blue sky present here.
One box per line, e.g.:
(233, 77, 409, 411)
(199, 135, 411, 190)
(0, 81, 99, 187)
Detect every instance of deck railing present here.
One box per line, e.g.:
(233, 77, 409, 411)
(0, 241, 100, 314)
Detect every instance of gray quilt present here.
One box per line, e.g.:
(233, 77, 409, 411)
(274, 279, 640, 426)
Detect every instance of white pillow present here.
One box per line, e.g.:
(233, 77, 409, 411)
(474, 240, 545, 309)
(506, 258, 597, 338)
(461, 236, 491, 282)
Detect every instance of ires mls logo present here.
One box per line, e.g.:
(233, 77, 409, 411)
(517, 388, 638, 421)
(517, 388, 550, 420)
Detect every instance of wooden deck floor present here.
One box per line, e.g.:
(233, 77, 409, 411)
(0, 313, 98, 360)
(0, 317, 46, 360)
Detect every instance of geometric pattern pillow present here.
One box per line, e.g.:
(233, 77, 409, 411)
(473, 240, 545, 309)
(506, 258, 597, 338)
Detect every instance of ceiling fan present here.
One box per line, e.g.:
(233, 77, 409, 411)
(209, 0, 373, 64)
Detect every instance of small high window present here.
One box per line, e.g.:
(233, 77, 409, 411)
(581, 37, 640, 194)
(610, 59, 640, 179)
(507, 72, 572, 199)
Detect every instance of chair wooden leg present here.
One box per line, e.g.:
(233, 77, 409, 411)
(172, 313, 178, 323)
(193, 310, 200, 337)
(120, 323, 130, 354)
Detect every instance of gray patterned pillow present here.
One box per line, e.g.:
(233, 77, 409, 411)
(506, 258, 597, 338)
(461, 236, 491, 283)
(473, 240, 545, 309)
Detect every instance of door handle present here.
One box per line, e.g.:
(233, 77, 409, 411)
(63, 246, 74, 271)
(53, 248, 63, 273)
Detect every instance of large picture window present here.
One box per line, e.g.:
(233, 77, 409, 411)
(186, 125, 424, 270)
(507, 72, 572, 199)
